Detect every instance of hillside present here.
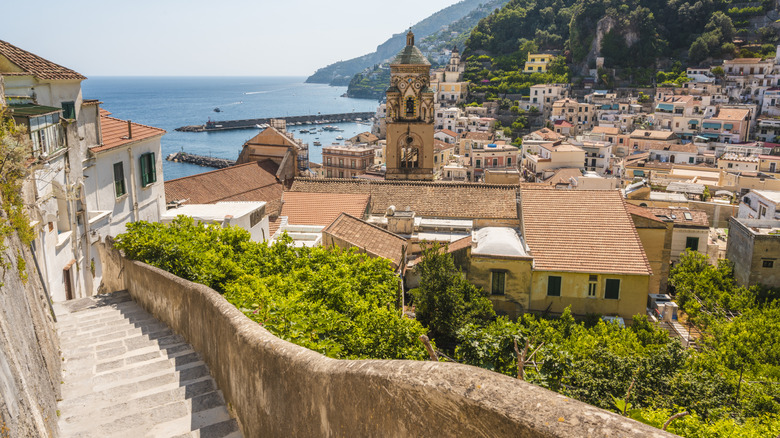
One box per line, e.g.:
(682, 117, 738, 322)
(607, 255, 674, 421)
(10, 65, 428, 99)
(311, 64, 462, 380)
(345, 0, 510, 99)
(464, 0, 780, 87)
(306, 0, 504, 86)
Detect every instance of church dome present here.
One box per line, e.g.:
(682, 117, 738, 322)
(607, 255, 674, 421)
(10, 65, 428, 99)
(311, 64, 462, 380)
(391, 30, 430, 66)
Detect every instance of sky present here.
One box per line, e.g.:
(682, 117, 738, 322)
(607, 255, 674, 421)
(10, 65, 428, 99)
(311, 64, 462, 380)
(3, 0, 461, 77)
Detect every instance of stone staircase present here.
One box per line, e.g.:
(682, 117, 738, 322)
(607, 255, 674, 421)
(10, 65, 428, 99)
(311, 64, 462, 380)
(54, 291, 242, 438)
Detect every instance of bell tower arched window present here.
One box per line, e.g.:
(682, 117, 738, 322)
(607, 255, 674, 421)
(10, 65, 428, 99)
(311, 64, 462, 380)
(405, 97, 415, 117)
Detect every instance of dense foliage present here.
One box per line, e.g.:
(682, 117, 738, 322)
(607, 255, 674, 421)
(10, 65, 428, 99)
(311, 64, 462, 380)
(409, 242, 495, 349)
(115, 217, 428, 360)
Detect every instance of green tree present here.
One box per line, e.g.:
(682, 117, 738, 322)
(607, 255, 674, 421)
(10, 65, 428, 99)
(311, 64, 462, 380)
(411, 242, 495, 349)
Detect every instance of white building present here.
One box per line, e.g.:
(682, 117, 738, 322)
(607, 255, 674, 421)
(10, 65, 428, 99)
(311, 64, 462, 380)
(162, 202, 269, 242)
(738, 190, 780, 220)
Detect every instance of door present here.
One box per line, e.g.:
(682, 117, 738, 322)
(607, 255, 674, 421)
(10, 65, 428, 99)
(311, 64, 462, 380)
(63, 261, 75, 300)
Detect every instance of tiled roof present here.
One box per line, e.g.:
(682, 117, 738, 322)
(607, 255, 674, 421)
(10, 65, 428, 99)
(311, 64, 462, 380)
(244, 126, 299, 148)
(544, 168, 582, 185)
(720, 153, 759, 162)
(630, 130, 677, 140)
(0, 39, 86, 80)
(520, 189, 651, 275)
(463, 132, 494, 141)
(646, 207, 709, 227)
(349, 132, 379, 144)
(714, 108, 750, 121)
(528, 128, 564, 141)
(91, 114, 165, 153)
(437, 129, 458, 138)
(664, 144, 698, 153)
(281, 192, 370, 226)
(289, 178, 518, 220)
(324, 213, 407, 268)
(625, 203, 667, 223)
(434, 139, 455, 152)
(165, 160, 283, 215)
(554, 120, 574, 127)
(591, 126, 620, 135)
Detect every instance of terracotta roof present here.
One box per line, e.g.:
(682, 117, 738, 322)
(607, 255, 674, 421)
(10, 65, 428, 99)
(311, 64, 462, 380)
(434, 139, 455, 152)
(324, 213, 407, 269)
(463, 132, 494, 141)
(527, 128, 565, 141)
(720, 153, 759, 162)
(520, 189, 651, 275)
(280, 192, 370, 226)
(244, 126, 299, 148)
(591, 126, 620, 135)
(91, 114, 165, 153)
(165, 160, 284, 215)
(0, 39, 86, 80)
(437, 129, 458, 138)
(646, 207, 709, 227)
(625, 204, 667, 223)
(713, 108, 750, 121)
(630, 130, 678, 141)
(554, 120, 574, 127)
(663, 144, 698, 154)
(349, 132, 379, 144)
(544, 168, 582, 185)
(289, 178, 518, 220)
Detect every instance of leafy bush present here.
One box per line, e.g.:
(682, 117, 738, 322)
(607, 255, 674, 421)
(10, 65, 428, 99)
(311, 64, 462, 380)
(115, 218, 428, 360)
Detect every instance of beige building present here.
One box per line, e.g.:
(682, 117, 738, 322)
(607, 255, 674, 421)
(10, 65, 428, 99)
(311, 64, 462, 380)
(626, 204, 674, 294)
(523, 142, 585, 182)
(520, 189, 652, 320)
(727, 217, 780, 288)
(385, 31, 435, 180)
(236, 126, 305, 183)
(551, 98, 596, 135)
(322, 144, 375, 179)
(646, 207, 710, 262)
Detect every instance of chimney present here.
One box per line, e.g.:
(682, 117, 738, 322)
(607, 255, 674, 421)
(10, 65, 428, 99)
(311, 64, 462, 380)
(127, 120, 133, 139)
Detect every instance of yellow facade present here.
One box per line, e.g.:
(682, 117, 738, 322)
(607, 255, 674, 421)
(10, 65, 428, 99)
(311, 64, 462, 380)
(524, 54, 555, 73)
(468, 255, 533, 319)
(529, 271, 649, 321)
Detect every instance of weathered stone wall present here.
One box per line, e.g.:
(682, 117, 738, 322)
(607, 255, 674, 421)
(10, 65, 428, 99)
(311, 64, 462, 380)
(97, 241, 675, 438)
(0, 231, 61, 437)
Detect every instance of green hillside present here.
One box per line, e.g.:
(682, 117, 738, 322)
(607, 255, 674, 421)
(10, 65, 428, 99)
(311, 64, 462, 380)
(463, 0, 780, 88)
(306, 0, 509, 86)
(345, 0, 510, 99)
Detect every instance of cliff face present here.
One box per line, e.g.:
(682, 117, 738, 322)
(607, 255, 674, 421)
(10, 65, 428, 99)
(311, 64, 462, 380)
(0, 226, 61, 437)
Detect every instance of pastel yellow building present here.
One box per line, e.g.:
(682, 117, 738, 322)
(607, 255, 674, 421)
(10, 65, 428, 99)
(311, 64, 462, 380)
(524, 54, 556, 73)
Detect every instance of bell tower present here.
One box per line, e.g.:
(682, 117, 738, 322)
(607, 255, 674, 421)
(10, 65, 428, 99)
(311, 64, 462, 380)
(385, 30, 435, 181)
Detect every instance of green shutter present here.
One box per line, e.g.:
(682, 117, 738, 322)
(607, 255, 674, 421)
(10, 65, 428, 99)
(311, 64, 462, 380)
(140, 153, 156, 187)
(113, 162, 126, 197)
(605, 279, 620, 300)
(685, 237, 699, 251)
(547, 276, 561, 297)
(492, 271, 505, 295)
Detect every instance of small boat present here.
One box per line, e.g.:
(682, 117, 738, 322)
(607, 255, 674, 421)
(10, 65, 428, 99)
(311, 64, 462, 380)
(300, 129, 309, 133)
(335, 136, 344, 140)
(313, 141, 322, 146)
(213, 108, 221, 112)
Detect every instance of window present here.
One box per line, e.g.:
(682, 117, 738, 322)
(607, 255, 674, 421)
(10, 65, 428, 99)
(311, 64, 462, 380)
(728, 163, 733, 168)
(604, 279, 620, 300)
(475, 159, 481, 168)
(139, 153, 156, 187)
(588, 275, 597, 297)
(685, 236, 699, 251)
(763, 260, 774, 268)
(351, 160, 355, 169)
(507, 157, 512, 166)
(113, 162, 126, 197)
(492, 158, 498, 167)
(491, 271, 506, 295)
(688, 157, 694, 164)
(61, 101, 76, 120)
(547, 276, 561, 297)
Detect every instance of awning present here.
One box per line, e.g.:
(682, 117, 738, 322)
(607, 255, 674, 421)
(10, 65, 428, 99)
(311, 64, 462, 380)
(688, 120, 699, 125)
(656, 103, 674, 111)
(703, 122, 721, 129)
(724, 123, 733, 130)
(633, 170, 645, 177)
(701, 133, 720, 139)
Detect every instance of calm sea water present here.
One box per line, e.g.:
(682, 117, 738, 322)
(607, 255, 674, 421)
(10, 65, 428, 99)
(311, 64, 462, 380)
(81, 77, 379, 180)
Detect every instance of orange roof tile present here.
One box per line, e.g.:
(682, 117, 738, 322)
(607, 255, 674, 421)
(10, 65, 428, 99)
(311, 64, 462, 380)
(165, 160, 284, 215)
(91, 114, 165, 153)
(713, 108, 750, 121)
(591, 126, 620, 136)
(434, 139, 455, 152)
(324, 213, 407, 269)
(290, 178, 518, 220)
(528, 128, 565, 141)
(520, 189, 651, 275)
(437, 129, 458, 138)
(281, 192, 370, 227)
(0, 39, 86, 80)
(625, 204, 667, 223)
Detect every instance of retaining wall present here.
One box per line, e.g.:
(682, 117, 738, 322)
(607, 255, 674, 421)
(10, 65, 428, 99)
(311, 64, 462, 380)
(97, 241, 675, 438)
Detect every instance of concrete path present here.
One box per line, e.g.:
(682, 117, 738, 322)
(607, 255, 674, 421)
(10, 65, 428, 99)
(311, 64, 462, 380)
(54, 291, 242, 438)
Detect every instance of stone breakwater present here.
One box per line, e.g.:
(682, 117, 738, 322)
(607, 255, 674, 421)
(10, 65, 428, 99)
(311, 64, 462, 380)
(166, 152, 235, 169)
(175, 112, 375, 132)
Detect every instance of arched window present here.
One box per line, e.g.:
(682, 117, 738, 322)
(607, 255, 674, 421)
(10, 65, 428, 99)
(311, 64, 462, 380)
(405, 97, 415, 117)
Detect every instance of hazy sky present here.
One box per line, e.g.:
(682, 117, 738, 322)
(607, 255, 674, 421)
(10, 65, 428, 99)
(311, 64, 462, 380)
(3, 0, 461, 77)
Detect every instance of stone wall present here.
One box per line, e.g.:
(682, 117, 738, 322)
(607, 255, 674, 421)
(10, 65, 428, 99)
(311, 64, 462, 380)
(0, 231, 61, 437)
(97, 241, 675, 438)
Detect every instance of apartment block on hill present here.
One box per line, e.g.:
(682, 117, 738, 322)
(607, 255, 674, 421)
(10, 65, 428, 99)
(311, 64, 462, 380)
(727, 217, 780, 288)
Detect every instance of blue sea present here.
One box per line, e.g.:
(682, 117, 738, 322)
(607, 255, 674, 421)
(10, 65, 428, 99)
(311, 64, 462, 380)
(81, 77, 379, 181)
